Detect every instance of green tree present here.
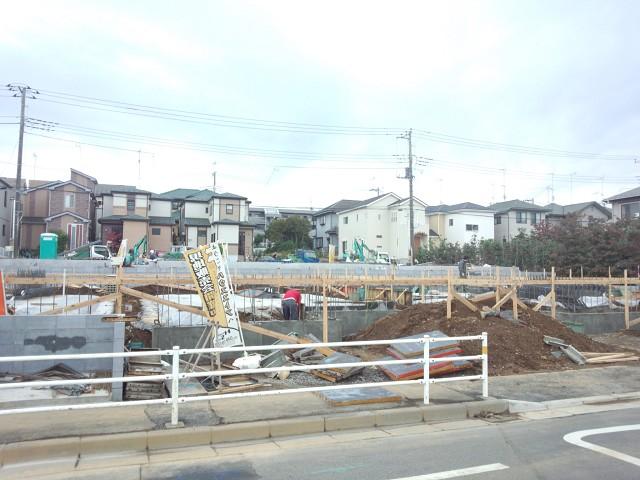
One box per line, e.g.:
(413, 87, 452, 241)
(266, 217, 312, 251)
(50, 230, 69, 253)
(253, 233, 265, 247)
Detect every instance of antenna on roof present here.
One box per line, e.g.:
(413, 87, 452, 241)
(211, 161, 217, 193)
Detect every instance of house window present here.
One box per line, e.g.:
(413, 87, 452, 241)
(319, 216, 325, 226)
(621, 202, 640, 219)
(211, 233, 216, 242)
(495, 216, 502, 225)
(197, 227, 207, 246)
(127, 198, 135, 213)
(531, 212, 539, 225)
(376, 234, 383, 239)
(317, 237, 323, 248)
(151, 228, 161, 236)
(226, 204, 233, 214)
(64, 192, 76, 209)
(516, 211, 527, 224)
(1, 224, 5, 237)
(3, 191, 6, 208)
(205, 207, 209, 214)
(342, 240, 347, 254)
(449, 219, 453, 226)
(466, 224, 478, 231)
(343, 216, 348, 225)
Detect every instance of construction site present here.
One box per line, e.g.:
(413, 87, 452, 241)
(1, 253, 639, 412)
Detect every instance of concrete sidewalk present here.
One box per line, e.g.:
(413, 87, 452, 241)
(1, 365, 639, 469)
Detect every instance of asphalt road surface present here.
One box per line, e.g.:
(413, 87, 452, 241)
(39, 407, 640, 480)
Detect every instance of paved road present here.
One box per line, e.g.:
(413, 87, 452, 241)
(26, 407, 640, 480)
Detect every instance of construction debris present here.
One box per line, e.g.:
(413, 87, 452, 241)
(125, 350, 167, 400)
(17, 363, 93, 396)
(311, 352, 364, 382)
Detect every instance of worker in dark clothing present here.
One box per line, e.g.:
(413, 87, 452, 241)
(282, 288, 301, 320)
(458, 256, 469, 278)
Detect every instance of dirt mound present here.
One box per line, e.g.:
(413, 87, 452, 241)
(351, 302, 617, 375)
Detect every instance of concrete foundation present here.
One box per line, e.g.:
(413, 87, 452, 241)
(152, 310, 390, 350)
(0, 314, 125, 401)
(557, 311, 639, 335)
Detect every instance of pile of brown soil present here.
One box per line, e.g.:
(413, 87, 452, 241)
(351, 301, 618, 375)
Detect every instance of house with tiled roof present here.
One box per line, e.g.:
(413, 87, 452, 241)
(19, 169, 97, 252)
(490, 199, 550, 241)
(426, 202, 495, 244)
(157, 188, 253, 261)
(544, 202, 612, 226)
(334, 193, 431, 263)
(604, 186, 640, 221)
(312, 199, 362, 253)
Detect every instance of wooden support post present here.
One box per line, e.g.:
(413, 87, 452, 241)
(447, 268, 452, 319)
(322, 283, 329, 343)
(495, 267, 501, 304)
(452, 291, 479, 312)
(624, 269, 630, 330)
(115, 265, 123, 315)
(551, 266, 557, 320)
(490, 288, 514, 311)
(38, 293, 119, 316)
(532, 290, 553, 312)
(608, 267, 614, 309)
(512, 288, 518, 321)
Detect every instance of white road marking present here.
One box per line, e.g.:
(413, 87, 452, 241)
(564, 424, 640, 467)
(389, 463, 509, 480)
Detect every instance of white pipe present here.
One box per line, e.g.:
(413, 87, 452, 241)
(0, 398, 169, 416)
(0, 373, 169, 390)
(181, 358, 422, 379)
(429, 375, 484, 383)
(179, 379, 423, 404)
(429, 355, 483, 363)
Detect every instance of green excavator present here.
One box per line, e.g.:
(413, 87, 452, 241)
(124, 236, 148, 266)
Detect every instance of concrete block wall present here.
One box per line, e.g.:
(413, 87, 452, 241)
(0, 314, 125, 400)
(557, 311, 638, 334)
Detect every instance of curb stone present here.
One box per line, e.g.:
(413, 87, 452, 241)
(0, 399, 510, 465)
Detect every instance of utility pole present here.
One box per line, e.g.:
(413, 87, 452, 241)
(6, 84, 37, 258)
(399, 129, 415, 265)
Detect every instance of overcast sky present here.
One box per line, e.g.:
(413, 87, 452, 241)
(1, 1, 638, 209)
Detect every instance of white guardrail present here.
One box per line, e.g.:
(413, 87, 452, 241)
(0, 334, 489, 426)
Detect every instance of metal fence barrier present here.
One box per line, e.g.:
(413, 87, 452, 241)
(0, 334, 488, 426)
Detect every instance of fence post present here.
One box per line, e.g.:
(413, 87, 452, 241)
(170, 345, 181, 427)
(482, 332, 488, 398)
(423, 334, 430, 405)
(624, 269, 630, 329)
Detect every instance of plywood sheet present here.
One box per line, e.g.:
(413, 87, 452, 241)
(316, 387, 402, 406)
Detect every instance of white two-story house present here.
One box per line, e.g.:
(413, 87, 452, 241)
(336, 193, 429, 263)
(427, 203, 495, 245)
(312, 199, 361, 254)
(604, 186, 640, 221)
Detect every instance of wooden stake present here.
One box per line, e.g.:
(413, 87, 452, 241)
(495, 267, 501, 304)
(551, 266, 557, 320)
(322, 283, 329, 343)
(446, 267, 452, 319)
(624, 269, 630, 330)
(512, 287, 519, 321)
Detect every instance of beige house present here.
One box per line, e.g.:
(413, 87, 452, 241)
(95, 184, 175, 254)
(491, 199, 550, 241)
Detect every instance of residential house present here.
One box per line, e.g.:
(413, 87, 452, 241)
(337, 193, 430, 262)
(249, 206, 315, 248)
(604, 186, 640, 221)
(544, 202, 612, 226)
(427, 203, 495, 244)
(20, 169, 97, 252)
(312, 199, 361, 254)
(0, 177, 20, 249)
(157, 189, 254, 261)
(490, 200, 550, 241)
